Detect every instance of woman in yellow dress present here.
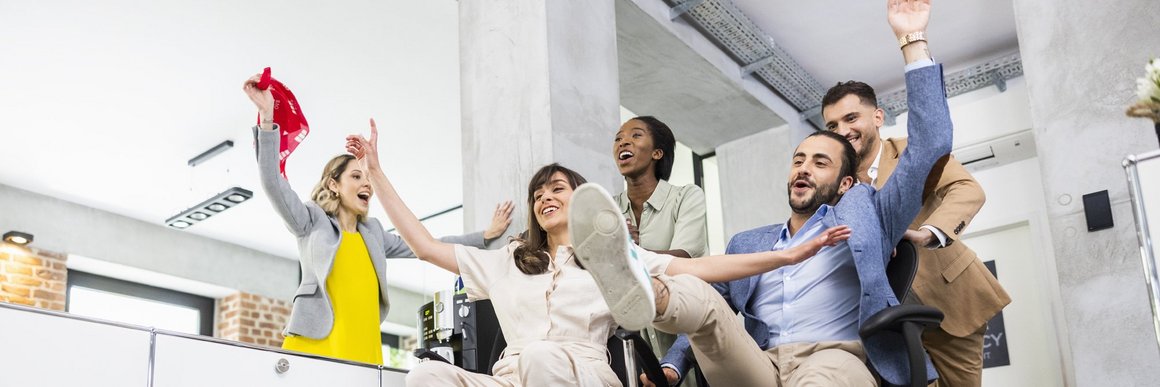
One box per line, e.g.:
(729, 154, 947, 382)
(243, 74, 513, 364)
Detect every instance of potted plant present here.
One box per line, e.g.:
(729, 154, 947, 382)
(1127, 58, 1160, 146)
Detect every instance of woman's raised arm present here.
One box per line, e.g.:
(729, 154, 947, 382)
(347, 119, 459, 274)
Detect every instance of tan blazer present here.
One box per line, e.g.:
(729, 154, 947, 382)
(874, 137, 1011, 337)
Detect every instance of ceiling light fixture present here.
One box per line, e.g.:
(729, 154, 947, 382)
(166, 187, 253, 230)
(187, 140, 235, 167)
(2, 231, 34, 245)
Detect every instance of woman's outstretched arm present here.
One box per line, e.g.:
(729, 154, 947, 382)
(664, 225, 850, 283)
(347, 119, 459, 274)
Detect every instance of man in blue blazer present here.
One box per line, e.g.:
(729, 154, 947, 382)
(579, 1, 951, 385)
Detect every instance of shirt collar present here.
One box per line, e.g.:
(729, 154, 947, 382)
(779, 204, 832, 242)
(619, 179, 674, 214)
(868, 141, 884, 184)
(645, 180, 674, 211)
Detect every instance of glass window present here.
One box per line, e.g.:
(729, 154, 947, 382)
(66, 270, 214, 336)
(382, 333, 419, 370)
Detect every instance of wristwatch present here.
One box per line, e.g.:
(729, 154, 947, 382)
(898, 31, 927, 48)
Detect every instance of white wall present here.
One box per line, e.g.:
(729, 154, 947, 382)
(881, 77, 1032, 147)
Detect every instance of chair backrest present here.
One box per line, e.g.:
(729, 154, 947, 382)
(886, 240, 919, 301)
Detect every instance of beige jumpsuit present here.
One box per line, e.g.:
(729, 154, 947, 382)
(406, 242, 672, 387)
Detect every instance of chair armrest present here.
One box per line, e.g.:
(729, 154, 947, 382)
(859, 305, 944, 338)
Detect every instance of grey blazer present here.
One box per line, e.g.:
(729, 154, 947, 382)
(256, 128, 486, 339)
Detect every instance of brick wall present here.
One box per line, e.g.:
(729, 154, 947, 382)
(217, 291, 291, 347)
(0, 246, 67, 311)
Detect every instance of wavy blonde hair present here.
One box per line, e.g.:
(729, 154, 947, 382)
(309, 154, 365, 223)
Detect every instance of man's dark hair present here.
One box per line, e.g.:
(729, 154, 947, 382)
(821, 81, 879, 112)
(632, 116, 677, 181)
(804, 130, 858, 183)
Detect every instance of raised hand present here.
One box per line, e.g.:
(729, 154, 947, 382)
(887, 0, 931, 39)
(345, 118, 381, 171)
(483, 201, 515, 240)
(241, 74, 274, 120)
(781, 225, 852, 266)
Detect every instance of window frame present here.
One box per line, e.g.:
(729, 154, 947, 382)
(65, 269, 215, 336)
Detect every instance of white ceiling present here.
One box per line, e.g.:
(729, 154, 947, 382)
(732, 0, 1020, 93)
(0, 0, 1021, 296)
(0, 0, 464, 293)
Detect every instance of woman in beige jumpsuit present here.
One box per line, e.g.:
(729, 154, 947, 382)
(344, 125, 848, 387)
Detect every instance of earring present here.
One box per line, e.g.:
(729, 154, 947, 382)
(332, 191, 339, 199)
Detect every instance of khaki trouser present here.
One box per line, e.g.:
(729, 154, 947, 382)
(405, 340, 621, 387)
(906, 285, 987, 387)
(652, 274, 877, 387)
(923, 323, 986, 387)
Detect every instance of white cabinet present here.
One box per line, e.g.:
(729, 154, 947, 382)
(382, 367, 408, 386)
(0, 304, 409, 387)
(0, 306, 152, 387)
(152, 334, 380, 387)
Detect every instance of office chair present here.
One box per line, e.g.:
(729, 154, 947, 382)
(859, 240, 944, 387)
(607, 328, 668, 387)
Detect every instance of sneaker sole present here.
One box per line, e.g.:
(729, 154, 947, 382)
(569, 184, 655, 331)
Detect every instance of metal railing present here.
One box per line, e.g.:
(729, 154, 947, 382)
(1123, 149, 1160, 353)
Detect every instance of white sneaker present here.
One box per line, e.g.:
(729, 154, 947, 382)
(569, 183, 656, 331)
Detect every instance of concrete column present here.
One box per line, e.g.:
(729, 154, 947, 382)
(459, 0, 621, 234)
(1013, 0, 1160, 384)
(717, 126, 794, 238)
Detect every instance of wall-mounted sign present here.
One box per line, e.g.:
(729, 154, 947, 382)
(984, 260, 1011, 368)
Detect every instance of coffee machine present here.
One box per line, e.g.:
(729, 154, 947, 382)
(416, 290, 504, 374)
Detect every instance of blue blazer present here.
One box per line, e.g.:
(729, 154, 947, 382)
(662, 64, 951, 386)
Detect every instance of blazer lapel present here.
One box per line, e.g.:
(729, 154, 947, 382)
(874, 139, 902, 191)
(874, 137, 948, 199)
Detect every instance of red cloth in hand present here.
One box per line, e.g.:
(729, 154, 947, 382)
(256, 67, 310, 179)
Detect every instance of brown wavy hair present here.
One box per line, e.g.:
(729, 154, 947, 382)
(512, 163, 587, 275)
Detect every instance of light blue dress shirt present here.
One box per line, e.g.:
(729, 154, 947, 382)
(751, 204, 861, 347)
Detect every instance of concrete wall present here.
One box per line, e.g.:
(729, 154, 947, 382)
(0, 183, 427, 328)
(1012, 0, 1160, 385)
(459, 0, 621, 234)
(0, 183, 296, 300)
(717, 126, 793, 239)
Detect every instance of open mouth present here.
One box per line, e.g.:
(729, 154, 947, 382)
(791, 179, 813, 194)
(541, 205, 559, 216)
(357, 192, 371, 204)
(618, 150, 634, 164)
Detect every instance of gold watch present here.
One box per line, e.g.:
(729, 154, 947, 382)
(898, 31, 927, 48)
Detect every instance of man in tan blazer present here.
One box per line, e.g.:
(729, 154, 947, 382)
(820, 80, 1011, 386)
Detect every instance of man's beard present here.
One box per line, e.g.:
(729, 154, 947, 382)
(788, 177, 842, 215)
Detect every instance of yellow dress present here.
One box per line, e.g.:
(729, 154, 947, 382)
(282, 232, 383, 365)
